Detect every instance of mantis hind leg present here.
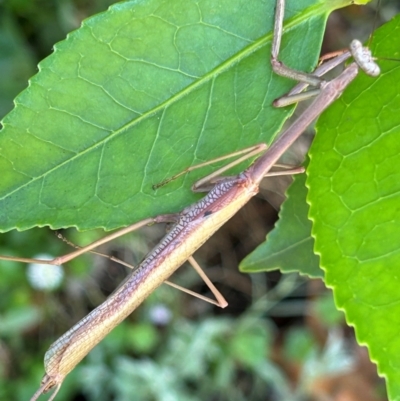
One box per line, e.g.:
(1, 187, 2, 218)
(56, 231, 228, 308)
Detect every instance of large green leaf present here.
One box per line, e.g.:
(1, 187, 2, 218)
(0, 0, 351, 232)
(307, 15, 400, 400)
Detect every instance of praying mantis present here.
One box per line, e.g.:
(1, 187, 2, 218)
(0, 0, 395, 400)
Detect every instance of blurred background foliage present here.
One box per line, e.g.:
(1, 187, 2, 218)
(0, 0, 399, 400)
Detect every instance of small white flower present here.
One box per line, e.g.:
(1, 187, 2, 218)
(26, 254, 64, 291)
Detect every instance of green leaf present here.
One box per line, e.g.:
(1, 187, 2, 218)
(0, 0, 352, 232)
(307, 15, 400, 400)
(240, 166, 322, 278)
